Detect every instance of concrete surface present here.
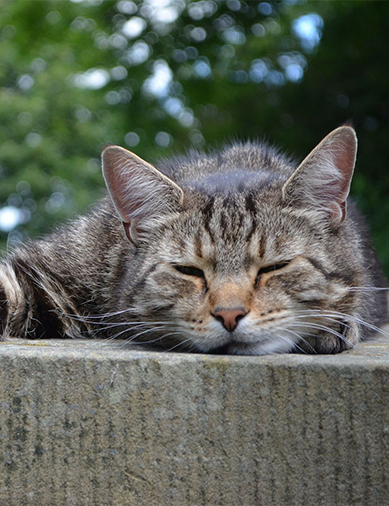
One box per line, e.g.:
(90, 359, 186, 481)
(0, 336, 389, 506)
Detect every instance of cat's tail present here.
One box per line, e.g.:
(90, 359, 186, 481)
(0, 257, 90, 340)
(0, 261, 29, 339)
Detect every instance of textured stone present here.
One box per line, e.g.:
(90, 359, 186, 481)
(0, 337, 389, 506)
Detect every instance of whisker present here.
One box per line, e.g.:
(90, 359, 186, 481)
(347, 286, 389, 292)
(294, 309, 389, 338)
(160, 335, 194, 352)
(288, 322, 355, 348)
(117, 328, 188, 351)
(62, 307, 141, 324)
(274, 330, 309, 354)
(110, 326, 157, 342)
(280, 328, 315, 354)
(292, 312, 352, 330)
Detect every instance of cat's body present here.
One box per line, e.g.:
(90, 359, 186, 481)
(0, 126, 387, 354)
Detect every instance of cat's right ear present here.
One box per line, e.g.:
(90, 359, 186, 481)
(102, 146, 184, 244)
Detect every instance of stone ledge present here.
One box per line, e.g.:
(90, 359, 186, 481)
(0, 337, 389, 506)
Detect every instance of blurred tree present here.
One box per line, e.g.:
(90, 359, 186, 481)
(0, 0, 388, 273)
(274, 1, 389, 269)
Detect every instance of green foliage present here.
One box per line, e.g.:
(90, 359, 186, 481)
(0, 0, 388, 274)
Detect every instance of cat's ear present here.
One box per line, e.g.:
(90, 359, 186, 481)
(102, 145, 184, 243)
(281, 126, 357, 227)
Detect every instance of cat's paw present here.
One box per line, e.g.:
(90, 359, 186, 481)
(298, 323, 359, 355)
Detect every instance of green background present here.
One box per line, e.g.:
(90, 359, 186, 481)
(0, 0, 388, 273)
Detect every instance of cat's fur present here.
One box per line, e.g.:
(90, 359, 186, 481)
(0, 126, 387, 354)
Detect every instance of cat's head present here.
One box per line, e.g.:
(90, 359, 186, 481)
(102, 127, 363, 355)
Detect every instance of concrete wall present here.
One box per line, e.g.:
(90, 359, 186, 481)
(0, 337, 388, 506)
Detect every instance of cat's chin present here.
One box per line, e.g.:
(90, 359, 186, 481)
(209, 337, 296, 356)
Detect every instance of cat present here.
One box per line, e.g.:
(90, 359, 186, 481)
(0, 125, 387, 355)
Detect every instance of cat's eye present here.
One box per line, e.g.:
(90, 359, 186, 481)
(174, 265, 205, 279)
(256, 261, 289, 280)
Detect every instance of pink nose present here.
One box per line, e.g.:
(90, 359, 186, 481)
(213, 308, 248, 332)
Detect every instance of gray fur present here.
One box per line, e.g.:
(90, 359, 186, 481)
(0, 127, 387, 355)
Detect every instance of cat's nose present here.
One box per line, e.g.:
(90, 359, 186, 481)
(213, 307, 248, 332)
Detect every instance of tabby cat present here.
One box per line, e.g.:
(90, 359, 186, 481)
(0, 126, 387, 354)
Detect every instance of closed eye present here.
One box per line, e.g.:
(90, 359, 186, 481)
(174, 265, 205, 279)
(256, 261, 290, 280)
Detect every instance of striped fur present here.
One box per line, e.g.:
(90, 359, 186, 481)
(0, 127, 387, 355)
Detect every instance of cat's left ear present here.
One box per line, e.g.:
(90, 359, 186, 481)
(102, 146, 184, 244)
(281, 126, 357, 227)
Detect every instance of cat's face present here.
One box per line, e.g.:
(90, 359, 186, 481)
(123, 186, 360, 355)
(103, 126, 363, 354)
